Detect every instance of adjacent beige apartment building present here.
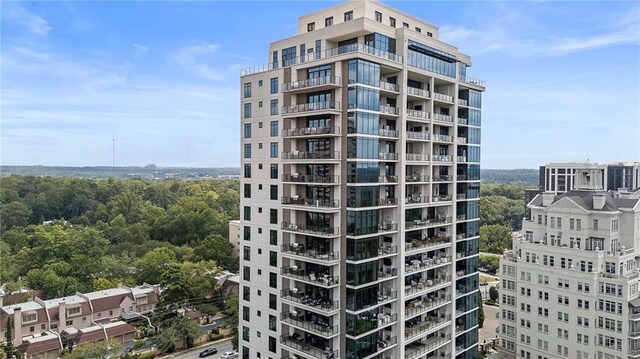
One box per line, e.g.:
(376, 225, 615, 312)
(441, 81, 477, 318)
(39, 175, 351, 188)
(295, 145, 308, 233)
(497, 166, 640, 359)
(239, 1, 485, 358)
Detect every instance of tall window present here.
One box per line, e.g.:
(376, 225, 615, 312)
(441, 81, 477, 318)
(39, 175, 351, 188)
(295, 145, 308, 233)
(375, 11, 382, 22)
(270, 142, 278, 158)
(244, 184, 251, 198)
(270, 164, 278, 179)
(243, 144, 251, 158)
(270, 121, 278, 136)
(272, 50, 278, 68)
(270, 77, 279, 94)
(270, 209, 277, 224)
(243, 82, 251, 98)
(243, 266, 250, 281)
(389, 17, 396, 27)
(307, 22, 315, 32)
(243, 103, 252, 118)
(281, 46, 296, 67)
(243, 206, 251, 221)
(244, 123, 251, 138)
(344, 10, 353, 21)
(244, 163, 251, 178)
(270, 100, 278, 116)
(315, 40, 321, 60)
(270, 185, 278, 200)
(325, 17, 333, 27)
(270, 230, 277, 245)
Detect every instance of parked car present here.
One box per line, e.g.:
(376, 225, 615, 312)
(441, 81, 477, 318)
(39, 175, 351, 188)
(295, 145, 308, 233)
(479, 282, 488, 286)
(221, 351, 239, 359)
(199, 348, 218, 357)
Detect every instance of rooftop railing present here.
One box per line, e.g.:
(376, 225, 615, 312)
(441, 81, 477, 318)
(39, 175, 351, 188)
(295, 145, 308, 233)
(460, 75, 486, 88)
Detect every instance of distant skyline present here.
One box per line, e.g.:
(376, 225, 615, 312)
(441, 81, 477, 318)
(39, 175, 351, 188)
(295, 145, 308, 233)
(2, 1, 639, 168)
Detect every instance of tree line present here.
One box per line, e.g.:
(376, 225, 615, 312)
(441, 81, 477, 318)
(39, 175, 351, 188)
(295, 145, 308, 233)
(0, 176, 240, 299)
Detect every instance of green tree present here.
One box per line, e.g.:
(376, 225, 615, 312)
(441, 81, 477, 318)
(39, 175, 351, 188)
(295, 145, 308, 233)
(480, 224, 513, 254)
(489, 286, 499, 301)
(1, 202, 32, 231)
(62, 339, 122, 358)
(191, 235, 237, 271)
(479, 255, 500, 273)
(5, 318, 14, 357)
(225, 292, 239, 350)
(155, 316, 200, 353)
(92, 277, 118, 291)
(135, 247, 177, 284)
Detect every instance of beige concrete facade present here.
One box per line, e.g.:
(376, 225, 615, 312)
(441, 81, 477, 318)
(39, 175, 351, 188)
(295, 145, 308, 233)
(239, 1, 485, 358)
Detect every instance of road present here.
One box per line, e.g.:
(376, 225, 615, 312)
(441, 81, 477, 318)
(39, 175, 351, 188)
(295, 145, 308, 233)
(479, 304, 499, 344)
(166, 339, 234, 359)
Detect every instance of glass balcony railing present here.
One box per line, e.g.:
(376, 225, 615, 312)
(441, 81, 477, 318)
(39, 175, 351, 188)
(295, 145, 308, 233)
(405, 195, 430, 205)
(433, 113, 454, 123)
(457, 156, 467, 162)
(457, 117, 468, 125)
(460, 75, 486, 88)
(281, 311, 339, 337)
(405, 276, 452, 296)
(281, 244, 339, 262)
(405, 174, 429, 182)
(242, 43, 403, 76)
(405, 314, 451, 340)
(457, 99, 468, 106)
(281, 196, 339, 208)
(406, 131, 429, 140)
(406, 153, 429, 161)
(280, 334, 338, 359)
(347, 313, 398, 337)
(432, 195, 453, 202)
(432, 134, 452, 142)
(281, 222, 339, 236)
(433, 92, 453, 103)
(405, 256, 452, 274)
(282, 101, 341, 115)
(280, 266, 339, 287)
(378, 128, 399, 137)
(380, 81, 399, 92)
(432, 155, 452, 162)
(406, 109, 430, 119)
(280, 289, 339, 313)
(433, 175, 452, 181)
(379, 105, 399, 115)
(282, 126, 340, 137)
(281, 151, 340, 160)
(407, 87, 430, 98)
(405, 236, 451, 252)
(347, 222, 398, 236)
(282, 174, 340, 184)
(282, 76, 341, 92)
(405, 293, 451, 318)
(405, 334, 451, 359)
(457, 137, 467, 144)
(405, 216, 452, 230)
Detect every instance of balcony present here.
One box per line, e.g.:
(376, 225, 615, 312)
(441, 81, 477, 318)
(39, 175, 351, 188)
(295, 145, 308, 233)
(460, 75, 486, 88)
(347, 197, 398, 208)
(456, 214, 467, 220)
(405, 314, 451, 340)
(281, 196, 339, 209)
(281, 311, 339, 338)
(282, 174, 340, 184)
(433, 113, 454, 123)
(281, 266, 339, 287)
(282, 76, 341, 93)
(406, 153, 429, 161)
(281, 289, 339, 313)
(282, 101, 341, 116)
(433, 92, 453, 103)
(377, 335, 397, 351)
(405, 236, 451, 253)
(406, 109, 430, 120)
(407, 87, 430, 98)
(378, 128, 399, 138)
(457, 117, 468, 125)
(242, 42, 403, 76)
(405, 217, 452, 230)
(282, 126, 340, 138)
(405, 334, 451, 359)
(406, 131, 429, 141)
(405, 174, 429, 182)
(405, 276, 451, 296)
(347, 222, 398, 237)
(347, 313, 398, 337)
(406, 256, 451, 274)
(282, 151, 340, 160)
(280, 334, 338, 359)
(457, 156, 467, 162)
(457, 99, 468, 106)
(281, 244, 339, 262)
(379, 105, 399, 116)
(433, 175, 452, 182)
(432, 195, 453, 202)
(379, 81, 399, 92)
(377, 175, 398, 183)
(432, 134, 452, 143)
(281, 222, 339, 237)
(406, 195, 430, 205)
(347, 244, 397, 262)
(378, 152, 398, 161)
(456, 137, 467, 144)
(432, 155, 452, 162)
(405, 294, 451, 318)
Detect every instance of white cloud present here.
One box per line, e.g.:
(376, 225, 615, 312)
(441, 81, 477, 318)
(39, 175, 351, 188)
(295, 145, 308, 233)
(439, 25, 475, 43)
(3, 5, 51, 35)
(170, 42, 251, 81)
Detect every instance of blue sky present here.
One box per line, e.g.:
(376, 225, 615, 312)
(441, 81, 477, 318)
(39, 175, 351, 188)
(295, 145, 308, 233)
(1, 1, 639, 169)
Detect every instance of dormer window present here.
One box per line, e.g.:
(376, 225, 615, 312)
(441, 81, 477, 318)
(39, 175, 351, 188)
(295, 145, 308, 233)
(22, 313, 37, 323)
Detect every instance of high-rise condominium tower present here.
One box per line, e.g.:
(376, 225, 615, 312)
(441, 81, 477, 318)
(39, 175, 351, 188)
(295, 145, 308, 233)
(239, 1, 485, 358)
(497, 166, 640, 359)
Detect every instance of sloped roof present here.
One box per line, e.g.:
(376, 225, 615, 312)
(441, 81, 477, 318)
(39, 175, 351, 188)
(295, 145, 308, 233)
(530, 191, 639, 212)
